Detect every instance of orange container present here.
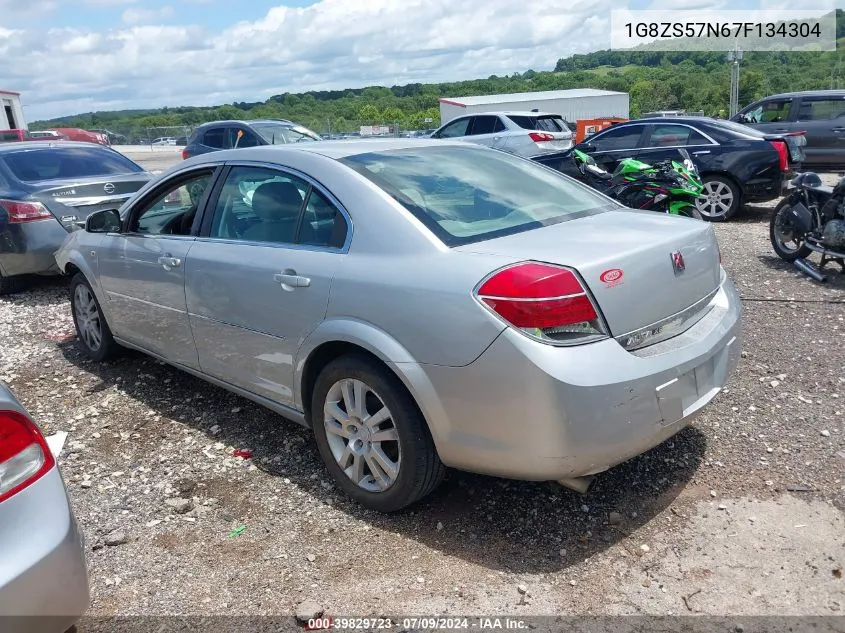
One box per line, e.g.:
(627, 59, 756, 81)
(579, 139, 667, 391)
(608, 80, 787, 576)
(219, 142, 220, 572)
(575, 118, 628, 144)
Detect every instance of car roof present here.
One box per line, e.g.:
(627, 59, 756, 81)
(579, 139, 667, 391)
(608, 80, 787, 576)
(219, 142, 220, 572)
(182, 138, 469, 164)
(0, 140, 113, 154)
(757, 90, 845, 99)
(195, 119, 296, 129)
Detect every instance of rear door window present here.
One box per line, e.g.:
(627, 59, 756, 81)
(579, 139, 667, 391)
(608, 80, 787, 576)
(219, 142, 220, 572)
(795, 97, 845, 121)
(646, 124, 711, 147)
(202, 127, 229, 149)
(468, 116, 503, 135)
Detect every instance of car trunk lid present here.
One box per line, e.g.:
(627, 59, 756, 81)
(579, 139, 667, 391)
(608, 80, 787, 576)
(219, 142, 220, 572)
(30, 173, 150, 229)
(457, 210, 722, 341)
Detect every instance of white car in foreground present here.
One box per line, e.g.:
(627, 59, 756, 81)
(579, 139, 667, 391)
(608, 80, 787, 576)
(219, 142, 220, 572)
(430, 111, 573, 158)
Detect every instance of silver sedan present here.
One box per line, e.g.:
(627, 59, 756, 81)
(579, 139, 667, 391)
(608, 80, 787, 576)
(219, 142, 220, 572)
(0, 381, 90, 632)
(55, 139, 741, 512)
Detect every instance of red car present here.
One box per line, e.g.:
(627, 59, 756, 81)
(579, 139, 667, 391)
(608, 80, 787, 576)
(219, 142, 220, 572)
(47, 128, 109, 146)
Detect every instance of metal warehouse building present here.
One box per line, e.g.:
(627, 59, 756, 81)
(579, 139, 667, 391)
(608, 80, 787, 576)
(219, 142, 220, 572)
(439, 89, 629, 125)
(0, 90, 26, 130)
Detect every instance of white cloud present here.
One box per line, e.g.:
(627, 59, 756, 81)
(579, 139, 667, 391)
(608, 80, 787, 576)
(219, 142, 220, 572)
(2, 0, 617, 120)
(121, 5, 175, 25)
(0, 0, 57, 17)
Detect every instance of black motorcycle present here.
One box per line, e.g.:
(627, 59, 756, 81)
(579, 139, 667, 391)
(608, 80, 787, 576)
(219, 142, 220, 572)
(770, 172, 845, 278)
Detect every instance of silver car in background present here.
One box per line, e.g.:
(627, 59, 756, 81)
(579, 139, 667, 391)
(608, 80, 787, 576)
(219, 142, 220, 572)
(430, 111, 574, 157)
(0, 141, 151, 294)
(55, 139, 741, 512)
(0, 381, 90, 633)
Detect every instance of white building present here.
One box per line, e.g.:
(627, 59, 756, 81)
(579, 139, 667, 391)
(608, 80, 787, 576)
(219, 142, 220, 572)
(0, 90, 26, 130)
(439, 89, 629, 125)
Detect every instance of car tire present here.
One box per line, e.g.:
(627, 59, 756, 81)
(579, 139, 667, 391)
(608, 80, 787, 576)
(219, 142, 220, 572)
(696, 175, 741, 222)
(769, 198, 813, 262)
(311, 354, 445, 512)
(69, 273, 121, 361)
(0, 273, 26, 296)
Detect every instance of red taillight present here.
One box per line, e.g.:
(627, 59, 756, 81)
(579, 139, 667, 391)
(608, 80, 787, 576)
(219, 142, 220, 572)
(0, 199, 52, 223)
(769, 140, 788, 172)
(0, 410, 55, 504)
(475, 262, 608, 345)
(529, 132, 555, 142)
(181, 149, 189, 160)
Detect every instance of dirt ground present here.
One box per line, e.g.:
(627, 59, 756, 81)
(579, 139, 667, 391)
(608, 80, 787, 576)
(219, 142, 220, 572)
(1, 151, 843, 623)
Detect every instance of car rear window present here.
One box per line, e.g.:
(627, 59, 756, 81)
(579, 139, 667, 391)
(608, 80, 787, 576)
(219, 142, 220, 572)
(252, 123, 321, 144)
(507, 115, 569, 133)
(340, 146, 613, 247)
(0, 147, 144, 182)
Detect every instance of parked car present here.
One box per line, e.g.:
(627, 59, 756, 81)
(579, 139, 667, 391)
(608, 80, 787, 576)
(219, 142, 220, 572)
(732, 90, 845, 170)
(430, 111, 573, 158)
(0, 141, 152, 294)
(27, 130, 68, 141)
(48, 128, 109, 146)
(181, 119, 323, 160)
(0, 380, 90, 633)
(151, 137, 177, 146)
(540, 116, 805, 221)
(55, 139, 741, 512)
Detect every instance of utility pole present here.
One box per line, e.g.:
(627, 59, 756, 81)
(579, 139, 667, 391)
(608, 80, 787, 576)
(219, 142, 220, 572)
(727, 45, 743, 117)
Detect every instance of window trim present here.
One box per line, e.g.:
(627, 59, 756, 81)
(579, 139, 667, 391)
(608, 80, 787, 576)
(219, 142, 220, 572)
(586, 122, 718, 153)
(120, 165, 222, 239)
(196, 160, 353, 253)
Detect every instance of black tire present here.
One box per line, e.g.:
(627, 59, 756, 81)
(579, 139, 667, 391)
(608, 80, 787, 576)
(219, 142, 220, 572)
(696, 175, 741, 222)
(0, 273, 26, 296)
(770, 198, 813, 262)
(311, 354, 445, 512)
(69, 273, 121, 361)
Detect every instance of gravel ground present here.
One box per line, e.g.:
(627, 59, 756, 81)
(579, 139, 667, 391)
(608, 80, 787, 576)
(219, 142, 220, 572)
(1, 162, 843, 621)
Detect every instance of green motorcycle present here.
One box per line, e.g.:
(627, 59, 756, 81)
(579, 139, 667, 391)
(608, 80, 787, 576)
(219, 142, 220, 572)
(569, 148, 704, 219)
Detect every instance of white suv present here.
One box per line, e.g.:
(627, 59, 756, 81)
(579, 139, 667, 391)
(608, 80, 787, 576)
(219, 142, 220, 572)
(430, 111, 573, 158)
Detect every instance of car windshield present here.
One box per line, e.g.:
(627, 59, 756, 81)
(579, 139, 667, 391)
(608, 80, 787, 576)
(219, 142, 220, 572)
(340, 146, 614, 246)
(252, 123, 321, 144)
(1, 147, 144, 182)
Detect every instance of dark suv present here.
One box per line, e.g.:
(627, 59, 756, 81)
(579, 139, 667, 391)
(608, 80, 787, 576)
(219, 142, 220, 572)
(182, 119, 323, 160)
(731, 90, 845, 170)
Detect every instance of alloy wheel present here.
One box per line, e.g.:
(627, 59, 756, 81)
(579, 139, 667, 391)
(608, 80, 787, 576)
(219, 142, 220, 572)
(696, 180, 734, 218)
(74, 284, 102, 351)
(323, 378, 401, 492)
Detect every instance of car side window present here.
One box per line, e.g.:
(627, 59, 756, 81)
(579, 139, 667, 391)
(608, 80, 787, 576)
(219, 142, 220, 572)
(208, 166, 346, 248)
(436, 118, 471, 138)
(233, 128, 261, 148)
(202, 127, 228, 149)
(796, 98, 845, 121)
(589, 125, 644, 151)
(300, 189, 348, 248)
(648, 125, 710, 147)
(130, 172, 213, 236)
(469, 115, 499, 136)
(745, 99, 791, 123)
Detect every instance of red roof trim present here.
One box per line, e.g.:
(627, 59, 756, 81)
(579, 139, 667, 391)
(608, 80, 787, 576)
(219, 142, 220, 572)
(0, 90, 21, 96)
(438, 98, 466, 108)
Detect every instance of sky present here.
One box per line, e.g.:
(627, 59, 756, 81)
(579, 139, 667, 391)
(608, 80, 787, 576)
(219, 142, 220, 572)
(0, 0, 836, 121)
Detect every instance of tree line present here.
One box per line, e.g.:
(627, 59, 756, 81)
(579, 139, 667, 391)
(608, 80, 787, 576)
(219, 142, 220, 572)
(30, 10, 845, 139)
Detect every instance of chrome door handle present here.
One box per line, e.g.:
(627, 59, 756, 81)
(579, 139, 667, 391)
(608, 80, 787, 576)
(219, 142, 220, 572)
(157, 256, 181, 269)
(692, 150, 711, 155)
(274, 271, 311, 289)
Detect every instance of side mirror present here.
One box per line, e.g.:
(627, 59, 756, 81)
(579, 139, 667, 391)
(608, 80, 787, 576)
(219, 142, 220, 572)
(85, 208, 121, 233)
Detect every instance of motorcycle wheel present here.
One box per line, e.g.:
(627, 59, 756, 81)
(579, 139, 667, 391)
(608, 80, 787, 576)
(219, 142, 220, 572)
(770, 198, 813, 262)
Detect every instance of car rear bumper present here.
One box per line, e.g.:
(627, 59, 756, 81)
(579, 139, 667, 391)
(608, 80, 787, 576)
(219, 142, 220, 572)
(0, 467, 90, 633)
(0, 219, 67, 277)
(743, 174, 785, 202)
(405, 273, 741, 482)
